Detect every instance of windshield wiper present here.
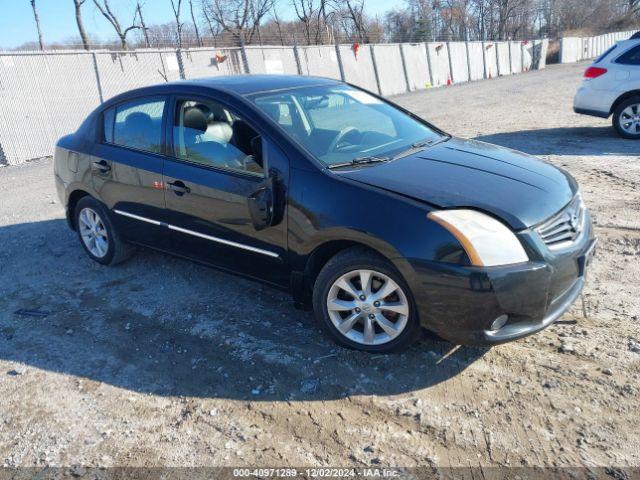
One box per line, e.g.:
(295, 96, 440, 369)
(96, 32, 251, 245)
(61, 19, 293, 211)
(411, 139, 436, 148)
(327, 156, 389, 169)
(393, 135, 451, 160)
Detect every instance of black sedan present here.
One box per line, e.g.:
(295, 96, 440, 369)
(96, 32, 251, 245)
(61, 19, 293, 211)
(53, 75, 597, 352)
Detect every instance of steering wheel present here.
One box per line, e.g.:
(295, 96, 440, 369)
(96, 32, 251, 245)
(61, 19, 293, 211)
(328, 127, 361, 153)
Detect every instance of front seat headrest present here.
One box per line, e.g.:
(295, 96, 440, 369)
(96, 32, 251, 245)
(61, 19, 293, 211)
(183, 106, 208, 134)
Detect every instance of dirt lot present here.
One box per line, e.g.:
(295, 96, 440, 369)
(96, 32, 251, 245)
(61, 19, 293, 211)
(0, 62, 639, 473)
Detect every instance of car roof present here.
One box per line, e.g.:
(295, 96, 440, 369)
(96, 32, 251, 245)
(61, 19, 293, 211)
(600, 39, 640, 62)
(185, 74, 342, 95)
(106, 75, 342, 105)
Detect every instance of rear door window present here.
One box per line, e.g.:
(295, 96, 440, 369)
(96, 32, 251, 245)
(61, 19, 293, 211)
(615, 45, 640, 65)
(103, 97, 166, 154)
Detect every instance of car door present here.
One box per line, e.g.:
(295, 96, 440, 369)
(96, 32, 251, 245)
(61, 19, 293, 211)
(162, 95, 289, 287)
(91, 96, 170, 249)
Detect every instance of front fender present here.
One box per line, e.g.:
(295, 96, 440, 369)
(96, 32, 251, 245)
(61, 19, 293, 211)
(287, 167, 470, 297)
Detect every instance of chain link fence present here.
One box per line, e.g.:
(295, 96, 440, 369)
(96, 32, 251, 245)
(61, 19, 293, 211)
(0, 40, 549, 166)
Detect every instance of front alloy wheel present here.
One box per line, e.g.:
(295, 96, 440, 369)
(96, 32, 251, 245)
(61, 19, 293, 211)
(327, 269, 409, 346)
(313, 248, 420, 353)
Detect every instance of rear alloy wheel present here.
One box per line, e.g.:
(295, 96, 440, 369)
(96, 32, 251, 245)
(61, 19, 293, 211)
(613, 97, 640, 139)
(74, 196, 134, 266)
(313, 249, 420, 353)
(78, 207, 109, 258)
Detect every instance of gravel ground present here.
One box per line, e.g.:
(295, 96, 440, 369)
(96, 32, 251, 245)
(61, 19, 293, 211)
(0, 62, 638, 473)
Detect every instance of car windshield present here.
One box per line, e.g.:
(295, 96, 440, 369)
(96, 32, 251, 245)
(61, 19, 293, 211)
(250, 84, 444, 167)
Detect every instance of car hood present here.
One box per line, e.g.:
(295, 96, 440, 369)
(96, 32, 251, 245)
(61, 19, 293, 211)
(335, 137, 577, 230)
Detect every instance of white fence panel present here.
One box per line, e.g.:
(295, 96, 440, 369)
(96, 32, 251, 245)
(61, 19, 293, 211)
(0, 51, 101, 165)
(94, 50, 178, 100)
(510, 41, 523, 74)
(496, 42, 511, 75)
(426, 42, 451, 87)
(337, 44, 378, 93)
(466, 42, 485, 81)
(297, 45, 341, 80)
(244, 46, 298, 74)
(532, 39, 548, 69)
(448, 42, 469, 83)
(482, 42, 499, 78)
(560, 29, 639, 63)
(400, 43, 430, 90)
(560, 37, 582, 63)
(372, 44, 407, 96)
(182, 47, 245, 78)
(522, 41, 533, 71)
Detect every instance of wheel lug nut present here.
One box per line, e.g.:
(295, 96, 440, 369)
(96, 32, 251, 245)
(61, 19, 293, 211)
(359, 295, 366, 301)
(355, 307, 361, 313)
(368, 314, 375, 319)
(374, 301, 380, 307)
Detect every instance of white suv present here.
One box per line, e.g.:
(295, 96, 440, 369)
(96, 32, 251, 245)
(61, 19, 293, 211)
(573, 36, 640, 139)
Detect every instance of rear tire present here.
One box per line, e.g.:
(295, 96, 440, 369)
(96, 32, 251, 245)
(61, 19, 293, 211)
(74, 196, 134, 266)
(312, 248, 420, 353)
(612, 96, 640, 139)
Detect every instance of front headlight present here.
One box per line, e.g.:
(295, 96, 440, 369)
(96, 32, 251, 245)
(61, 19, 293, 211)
(428, 209, 529, 267)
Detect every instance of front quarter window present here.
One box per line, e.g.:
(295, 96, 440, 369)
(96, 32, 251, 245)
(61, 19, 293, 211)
(252, 85, 443, 167)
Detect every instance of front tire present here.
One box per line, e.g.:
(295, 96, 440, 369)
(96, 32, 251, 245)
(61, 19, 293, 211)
(612, 96, 640, 139)
(74, 196, 134, 266)
(312, 248, 420, 353)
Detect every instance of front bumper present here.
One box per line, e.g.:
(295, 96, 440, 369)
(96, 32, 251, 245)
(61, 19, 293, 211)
(408, 226, 597, 346)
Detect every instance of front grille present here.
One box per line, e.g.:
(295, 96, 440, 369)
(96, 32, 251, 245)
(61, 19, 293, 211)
(537, 195, 586, 250)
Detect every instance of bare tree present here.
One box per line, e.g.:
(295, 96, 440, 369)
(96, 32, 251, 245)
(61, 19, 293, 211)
(93, 0, 140, 49)
(29, 0, 44, 50)
(342, 0, 367, 42)
(189, 0, 203, 46)
(170, 0, 185, 48)
(292, 0, 317, 44)
(203, 0, 275, 44)
(136, 2, 151, 47)
(272, 7, 286, 44)
(73, 0, 91, 50)
(202, 2, 223, 45)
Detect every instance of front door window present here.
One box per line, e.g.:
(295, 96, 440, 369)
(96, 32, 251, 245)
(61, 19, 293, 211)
(172, 99, 263, 176)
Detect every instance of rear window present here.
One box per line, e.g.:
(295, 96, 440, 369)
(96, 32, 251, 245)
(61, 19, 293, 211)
(595, 45, 617, 63)
(102, 97, 165, 154)
(615, 45, 640, 65)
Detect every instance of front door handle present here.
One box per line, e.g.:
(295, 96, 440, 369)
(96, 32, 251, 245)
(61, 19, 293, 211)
(167, 181, 191, 196)
(92, 160, 111, 173)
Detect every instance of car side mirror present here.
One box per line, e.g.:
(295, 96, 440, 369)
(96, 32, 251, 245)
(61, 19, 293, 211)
(248, 177, 274, 231)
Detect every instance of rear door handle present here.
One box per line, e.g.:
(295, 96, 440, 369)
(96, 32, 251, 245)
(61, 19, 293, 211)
(92, 160, 111, 173)
(167, 181, 191, 196)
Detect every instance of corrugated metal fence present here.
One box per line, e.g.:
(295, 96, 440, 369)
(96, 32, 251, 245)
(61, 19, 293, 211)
(0, 40, 549, 166)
